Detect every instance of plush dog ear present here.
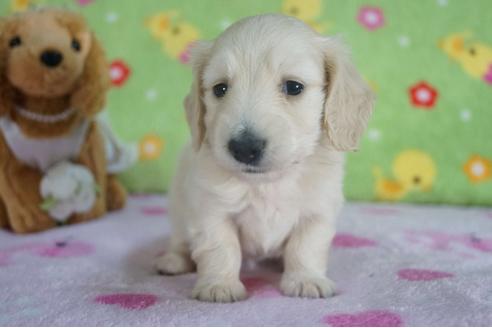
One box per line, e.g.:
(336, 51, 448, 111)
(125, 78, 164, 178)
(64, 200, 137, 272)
(69, 31, 109, 117)
(48, 9, 108, 116)
(321, 37, 374, 151)
(0, 18, 15, 117)
(184, 41, 212, 151)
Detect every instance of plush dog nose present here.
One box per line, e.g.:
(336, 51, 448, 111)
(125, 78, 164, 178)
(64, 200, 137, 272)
(40, 50, 63, 68)
(228, 132, 266, 166)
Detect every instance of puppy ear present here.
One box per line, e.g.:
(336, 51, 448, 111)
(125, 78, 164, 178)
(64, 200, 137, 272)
(0, 18, 14, 117)
(70, 32, 109, 117)
(321, 37, 374, 151)
(185, 41, 212, 151)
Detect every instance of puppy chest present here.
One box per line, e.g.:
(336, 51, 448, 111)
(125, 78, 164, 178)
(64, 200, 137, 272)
(235, 192, 299, 257)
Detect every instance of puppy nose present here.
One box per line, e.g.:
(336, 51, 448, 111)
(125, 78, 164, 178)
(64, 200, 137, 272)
(40, 50, 63, 68)
(228, 132, 267, 166)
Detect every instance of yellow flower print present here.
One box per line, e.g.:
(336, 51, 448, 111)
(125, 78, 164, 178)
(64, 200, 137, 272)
(11, 0, 30, 12)
(145, 11, 199, 64)
(365, 78, 379, 93)
(281, 0, 330, 33)
(463, 155, 491, 183)
(139, 134, 164, 160)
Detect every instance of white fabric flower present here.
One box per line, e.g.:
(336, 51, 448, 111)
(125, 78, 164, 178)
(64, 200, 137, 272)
(40, 162, 97, 223)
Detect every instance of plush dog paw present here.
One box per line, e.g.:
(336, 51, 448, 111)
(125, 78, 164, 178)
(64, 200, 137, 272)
(8, 207, 55, 234)
(280, 273, 335, 298)
(0, 201, 9, 228)
(155, 252, 195, 275)
(192, 279, 247, 303)
(106, 176, 127, 211)
(69, 195, 106, 224)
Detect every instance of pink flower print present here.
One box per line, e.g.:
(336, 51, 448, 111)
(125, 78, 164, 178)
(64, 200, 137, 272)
(463, 234, 492, 252)
(242, 277, 281, 298)
(322, 310, 403, 327)
(483, 64, 492, 84)
(33, 240, 94, 258)
(404, 230, 492, 255)
(357, 6, 385, 31)
(140, 206, 167, 216)
(0, 240, 93, 265)
(0, 252, 10, 266)
(0, 242, 46, 265)
(94, 293, 158, 310)
(179, 42, 196, 65)
(398, 268, 454, 281)
(332, 233, 377, 248)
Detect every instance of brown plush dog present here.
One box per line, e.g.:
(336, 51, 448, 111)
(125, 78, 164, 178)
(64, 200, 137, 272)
(0, 9, 128, 233)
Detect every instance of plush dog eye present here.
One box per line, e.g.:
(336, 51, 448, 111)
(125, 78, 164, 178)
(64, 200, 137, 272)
(213, 83, 228, 98)
(71, 39, 81, 52)
(9, 36, 21, 48)
(282, 80, 304, 96)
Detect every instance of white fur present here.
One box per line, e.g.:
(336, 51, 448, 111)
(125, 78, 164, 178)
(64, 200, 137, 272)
(155, 14, 374, 303)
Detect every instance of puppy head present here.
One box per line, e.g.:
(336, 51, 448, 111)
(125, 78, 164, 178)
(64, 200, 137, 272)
(0, 9, 93, 97)
(185, 14, 373, 180)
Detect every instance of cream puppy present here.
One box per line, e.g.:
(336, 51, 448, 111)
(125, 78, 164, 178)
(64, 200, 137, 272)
(155, 14, 374, 302)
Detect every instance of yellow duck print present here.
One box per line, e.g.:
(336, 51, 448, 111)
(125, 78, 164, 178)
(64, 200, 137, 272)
(281, 0, 329, 33)
(440, 32, 492, 85)
(146, 11, 200, 64)
(373, 150, 437, 201)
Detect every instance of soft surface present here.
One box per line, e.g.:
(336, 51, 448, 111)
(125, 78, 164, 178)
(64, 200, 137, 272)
(2, 0, 490, 204)
(1, 195, 491, 326)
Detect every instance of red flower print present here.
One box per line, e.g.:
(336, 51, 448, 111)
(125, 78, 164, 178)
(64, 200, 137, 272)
(357, 6, 385, 31)
(109, 60, 131, 87)
(409, 81, 438, 108)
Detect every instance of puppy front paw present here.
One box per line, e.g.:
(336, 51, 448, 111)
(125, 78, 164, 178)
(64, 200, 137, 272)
(155, 252, 195, 275)
(192, 279, 247, 303)
(280, 273, 335, 298)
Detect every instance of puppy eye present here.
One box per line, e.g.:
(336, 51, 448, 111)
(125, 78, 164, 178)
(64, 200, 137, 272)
(71, 39, 81, 52)
(213, 83, 228, 98)
(9, 36, 21, 48)
(282, 80, 304, 96)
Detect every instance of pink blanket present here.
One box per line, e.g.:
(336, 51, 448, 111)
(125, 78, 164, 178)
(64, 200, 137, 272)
(1, 195, 491, 326)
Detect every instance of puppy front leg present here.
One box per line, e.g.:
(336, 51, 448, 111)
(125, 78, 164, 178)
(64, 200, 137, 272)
(155, 234, 195, 275)
(281, 215, 336, 298)
(191, 218, 246, 303)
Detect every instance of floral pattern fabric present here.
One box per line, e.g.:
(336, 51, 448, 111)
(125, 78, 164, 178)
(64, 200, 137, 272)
(1, 0, 491, 205)
(0, 195, 491, 325)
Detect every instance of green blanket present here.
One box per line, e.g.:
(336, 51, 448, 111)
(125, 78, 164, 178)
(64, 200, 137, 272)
(2, 0, 491, 205)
